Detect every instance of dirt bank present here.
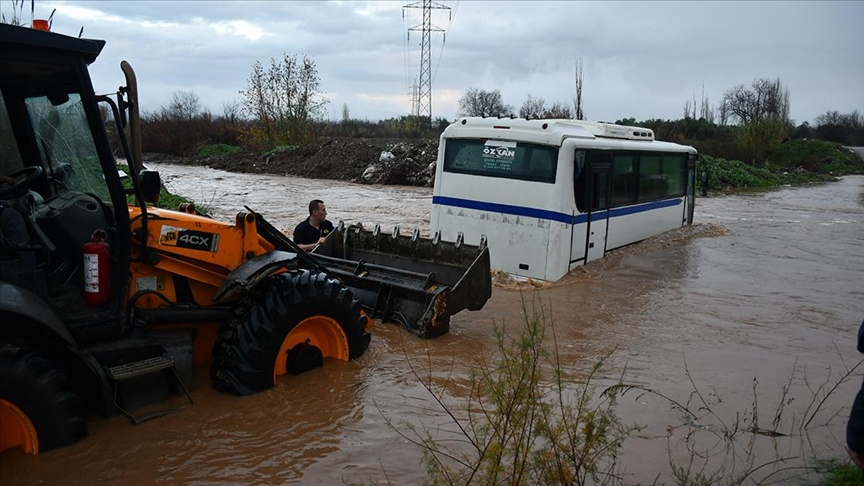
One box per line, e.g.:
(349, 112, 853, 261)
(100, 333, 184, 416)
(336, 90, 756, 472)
(146, 138, 440, 187)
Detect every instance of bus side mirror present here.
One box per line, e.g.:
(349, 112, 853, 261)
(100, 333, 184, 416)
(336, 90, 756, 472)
(138, 169, 161, 203)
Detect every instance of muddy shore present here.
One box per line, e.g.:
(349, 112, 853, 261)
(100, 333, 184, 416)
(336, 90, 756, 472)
(146, 138, 440, 187)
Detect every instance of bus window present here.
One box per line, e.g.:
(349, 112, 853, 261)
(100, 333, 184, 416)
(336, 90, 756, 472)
(573, 150, 587, 212)
(639, 153, 664, 201)
(592, 170, 609, 211)
(443, 139, 558, 183)
(664, 154, 686, 197)
(611, 153, 638, 206)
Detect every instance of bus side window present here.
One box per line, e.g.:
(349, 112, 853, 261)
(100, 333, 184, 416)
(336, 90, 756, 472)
(664, 154, 687, 197)
(611, 153, 638, 206)
(573, 150, 587, 212)
(586, 150, 612, 211)
(639, 153, 663, 201)
(592, 170, 609, 211)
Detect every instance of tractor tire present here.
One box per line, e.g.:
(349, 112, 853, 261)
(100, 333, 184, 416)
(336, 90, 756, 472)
(0, 342, 87, 454)
(211, 270, 371, 396)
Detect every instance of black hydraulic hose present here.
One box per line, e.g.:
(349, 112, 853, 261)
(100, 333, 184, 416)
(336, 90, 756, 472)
(97, 94, 148, 261)
(136, 306, 233, 324)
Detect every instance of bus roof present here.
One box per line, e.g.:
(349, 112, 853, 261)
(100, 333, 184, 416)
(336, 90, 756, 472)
(444, 117, 697, 154)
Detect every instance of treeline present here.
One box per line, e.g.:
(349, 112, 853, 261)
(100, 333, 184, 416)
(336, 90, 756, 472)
(137, 108, 450, 157)
(137, 95, 861, 166)
(614, 111, 863, 165)
(135, 52, 450, 157)
(130, 52, 863, 165)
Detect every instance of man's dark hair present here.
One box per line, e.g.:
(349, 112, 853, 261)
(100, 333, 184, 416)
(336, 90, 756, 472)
(309, 199, 324, 214)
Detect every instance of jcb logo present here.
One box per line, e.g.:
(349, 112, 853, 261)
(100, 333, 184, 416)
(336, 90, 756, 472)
(159, 226, 219, 252)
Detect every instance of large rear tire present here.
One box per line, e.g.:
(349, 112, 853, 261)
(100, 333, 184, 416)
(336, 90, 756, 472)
(211, 270, 371, 396)
(0, 342, 87, 454)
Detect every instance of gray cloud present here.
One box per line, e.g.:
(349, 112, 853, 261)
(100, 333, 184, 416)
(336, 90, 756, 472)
(29, 0, 863, 124)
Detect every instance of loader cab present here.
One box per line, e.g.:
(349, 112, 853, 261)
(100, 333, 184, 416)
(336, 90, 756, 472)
(0, 24, 132, 342)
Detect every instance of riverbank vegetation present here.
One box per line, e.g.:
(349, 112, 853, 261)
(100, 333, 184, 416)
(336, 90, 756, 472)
(128, 69, 864, 192)
(383, 301, 863, 485)
(118, 163, 196, 211)
(699, 141, 864, 192)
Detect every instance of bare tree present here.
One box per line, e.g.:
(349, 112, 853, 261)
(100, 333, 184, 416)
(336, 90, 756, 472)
(342, 103, 350, 123)
(699, 83, 715, 123)
(222, 99, 241, 123)
(573, 58, 585, 120)
(683, 99, 694, 120)
(544, 101, 573, 119)
(239, 53, 328, 146)
(457, 88, 513, 117)
(163, 91, 202, 122)
(720, 77, 790, 125)
(815, 110, 864, 145)
(519, 94, 547, 119)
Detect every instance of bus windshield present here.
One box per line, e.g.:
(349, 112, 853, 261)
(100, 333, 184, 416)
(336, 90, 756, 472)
(443, 139, 559, 183)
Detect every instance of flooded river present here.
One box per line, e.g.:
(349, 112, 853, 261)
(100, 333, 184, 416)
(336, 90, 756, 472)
(2, 166, 862, 485)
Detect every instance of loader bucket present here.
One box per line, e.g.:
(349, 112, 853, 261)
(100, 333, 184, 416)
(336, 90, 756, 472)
(250, 211, 491, 338)
(311, 223, 492, 338)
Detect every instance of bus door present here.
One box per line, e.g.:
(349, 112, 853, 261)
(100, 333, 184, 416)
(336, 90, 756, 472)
(684, 153, 696, 225)
(585, 159, 611, 262)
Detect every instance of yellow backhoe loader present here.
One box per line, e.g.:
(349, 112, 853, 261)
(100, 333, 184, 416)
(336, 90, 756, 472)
(0, 23, 490, 455)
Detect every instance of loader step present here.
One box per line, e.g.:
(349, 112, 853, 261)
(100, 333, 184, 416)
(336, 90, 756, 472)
(106, 354, 174, 382)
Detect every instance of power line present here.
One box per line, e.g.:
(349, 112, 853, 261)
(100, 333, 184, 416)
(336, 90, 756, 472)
(432, 0, 458, 88)
(402, 2, 411, 100)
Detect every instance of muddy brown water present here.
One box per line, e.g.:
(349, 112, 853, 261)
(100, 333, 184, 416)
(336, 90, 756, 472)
(2, 166, 862, 485)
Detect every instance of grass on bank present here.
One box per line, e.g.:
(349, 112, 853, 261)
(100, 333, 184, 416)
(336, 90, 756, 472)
(699, 140, 864, 191)
(816, 459, 863, 486)
(118, 163, 200, 212)
(196, 143, 242, 158)
(765, 140, 864, 175)
(193, 143, 297, 160)
(382, 297, 863, 485)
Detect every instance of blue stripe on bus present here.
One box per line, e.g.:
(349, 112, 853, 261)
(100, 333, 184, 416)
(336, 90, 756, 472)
(431, 196, 681, 224)
(609, 198, 682, 217)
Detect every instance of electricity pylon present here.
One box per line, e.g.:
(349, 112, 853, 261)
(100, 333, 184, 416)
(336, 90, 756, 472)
(404, 0, 450, 120)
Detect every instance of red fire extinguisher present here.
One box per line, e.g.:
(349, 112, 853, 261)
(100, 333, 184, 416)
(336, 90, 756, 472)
(83, 229, 111, 305)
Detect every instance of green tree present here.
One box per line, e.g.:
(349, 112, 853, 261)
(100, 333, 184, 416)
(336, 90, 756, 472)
(239, 53, 328, 147)
(737, 117, 788, 165)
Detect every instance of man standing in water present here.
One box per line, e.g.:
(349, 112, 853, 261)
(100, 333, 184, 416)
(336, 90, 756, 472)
(293, 199, 334, 251)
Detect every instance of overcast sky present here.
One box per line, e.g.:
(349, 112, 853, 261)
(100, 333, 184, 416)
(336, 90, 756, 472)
(11, 1, 863, 125)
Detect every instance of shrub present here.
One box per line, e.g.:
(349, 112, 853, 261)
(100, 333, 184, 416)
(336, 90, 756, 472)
(698, 155, 779, 190)
(385, 299, 639, 485)
(735, 117, 788, 165)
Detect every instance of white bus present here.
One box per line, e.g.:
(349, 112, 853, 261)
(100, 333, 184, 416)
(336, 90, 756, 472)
(430, 117, 697, 281)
